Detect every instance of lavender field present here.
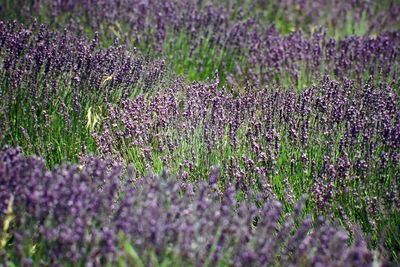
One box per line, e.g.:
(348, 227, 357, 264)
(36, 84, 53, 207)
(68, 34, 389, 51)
(0, 0, 399, 266)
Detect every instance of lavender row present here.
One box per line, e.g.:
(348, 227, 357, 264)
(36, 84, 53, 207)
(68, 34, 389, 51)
(0, 20, 170, 103)
(7, 0, 400, 37)
(94, 72, 400, 259)
(0, 147, 376, 266)
(2, 0, 399, 85)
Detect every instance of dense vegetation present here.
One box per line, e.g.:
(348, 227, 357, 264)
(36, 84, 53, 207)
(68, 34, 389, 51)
(1, 0, 399, 266)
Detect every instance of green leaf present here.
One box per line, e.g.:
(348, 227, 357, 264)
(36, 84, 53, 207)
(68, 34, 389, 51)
(123, 241, 145, 267)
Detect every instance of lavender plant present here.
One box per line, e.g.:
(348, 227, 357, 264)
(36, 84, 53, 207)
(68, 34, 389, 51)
(0, 148, 377, 266)
(0, 20, 175, 167)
